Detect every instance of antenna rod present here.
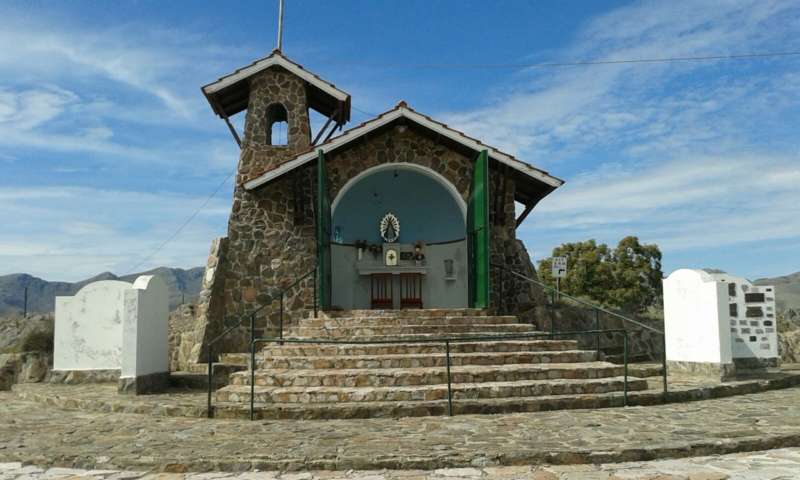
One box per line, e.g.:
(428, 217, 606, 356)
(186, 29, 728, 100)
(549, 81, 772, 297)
(277, 0, 285, 51)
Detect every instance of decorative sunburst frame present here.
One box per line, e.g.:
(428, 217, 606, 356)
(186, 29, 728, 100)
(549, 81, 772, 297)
(379, 212, 400, 243)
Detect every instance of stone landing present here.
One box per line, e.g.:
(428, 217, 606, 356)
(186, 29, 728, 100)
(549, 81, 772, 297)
(5, 386, 800, 472)
(213, 309, 648, 418)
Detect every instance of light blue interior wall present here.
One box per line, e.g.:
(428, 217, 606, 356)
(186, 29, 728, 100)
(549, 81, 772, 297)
(331, 242, 468, 309)
(332, 169, 465, 243)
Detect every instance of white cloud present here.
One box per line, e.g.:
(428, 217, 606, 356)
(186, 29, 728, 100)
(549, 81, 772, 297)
(0, 186, 232, 281)
(0, 9, 248, 169)
(437, 0, 800, 276)
(0, 86, 77, 129)
(442, 0, 800, 162)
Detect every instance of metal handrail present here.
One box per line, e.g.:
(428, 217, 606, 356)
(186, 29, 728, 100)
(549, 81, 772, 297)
(247, 328, 630, 420)
(491, 262, 667, 397)
(206, 266, 318, 418)
(492, 262, 662, 334)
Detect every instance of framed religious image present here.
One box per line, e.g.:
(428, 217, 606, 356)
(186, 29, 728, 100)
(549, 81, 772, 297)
(385, 247, 398, 266)
(380, 212, 400, 243)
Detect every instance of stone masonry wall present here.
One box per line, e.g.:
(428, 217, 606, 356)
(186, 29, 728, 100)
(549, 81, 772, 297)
(196, 102, 548, 358)
(237, 66, 312, 184)
(211, 66, 318, 355)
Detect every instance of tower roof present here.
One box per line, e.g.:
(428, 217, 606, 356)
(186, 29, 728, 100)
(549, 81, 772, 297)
(202, 50, 351, 123)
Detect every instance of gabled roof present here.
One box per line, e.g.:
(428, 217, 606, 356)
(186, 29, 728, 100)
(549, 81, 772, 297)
(244, 102, 564, 206)
(202, 50, 351, 122)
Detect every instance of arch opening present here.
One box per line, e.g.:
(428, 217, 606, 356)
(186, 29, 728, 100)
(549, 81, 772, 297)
(330, 163, 468, 310)
(266, 103, 288, 146)
(331, 163, 466, 244)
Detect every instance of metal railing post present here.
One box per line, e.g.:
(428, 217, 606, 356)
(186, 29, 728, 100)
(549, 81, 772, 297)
(594, 309, 601, 357)
(250, 340, 256, 421)
(207, 344, 213, 418)
(498, 266, 504, 314)
(279, 293, 285, 345)
(250, 313, 255, 348)
(623, 331, 629, 407)
(313, 267, 318, 318)
(445, 340, 453, 417)
(661, 332, 668, 399)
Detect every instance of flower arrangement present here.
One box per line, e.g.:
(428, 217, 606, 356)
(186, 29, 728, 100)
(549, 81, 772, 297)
(413, 241, 426, 264)
(368, 243, 382, 258)
(355, 240, 368, 260)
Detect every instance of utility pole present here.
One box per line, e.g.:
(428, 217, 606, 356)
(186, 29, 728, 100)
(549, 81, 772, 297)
(23, 287, 28, 317)
(276, 0, 285, 51)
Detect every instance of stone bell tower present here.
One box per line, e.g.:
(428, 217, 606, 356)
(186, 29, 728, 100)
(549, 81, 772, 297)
(188, 51, 351, 362)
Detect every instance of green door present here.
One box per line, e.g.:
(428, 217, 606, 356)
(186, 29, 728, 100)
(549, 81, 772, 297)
(468, 149, 490, 308)
(316, 150, 332, 310)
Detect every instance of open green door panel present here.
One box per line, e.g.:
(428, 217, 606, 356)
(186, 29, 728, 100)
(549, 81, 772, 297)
(316, 150, 332, 310)
(468, 149, 490, 309)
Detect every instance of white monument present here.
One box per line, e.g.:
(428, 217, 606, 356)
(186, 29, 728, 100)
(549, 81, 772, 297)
(54, 280, 131, 373)
(54, 275, 170, 394)
(663, 269, 779, 380)
(120, 275, 170, 394)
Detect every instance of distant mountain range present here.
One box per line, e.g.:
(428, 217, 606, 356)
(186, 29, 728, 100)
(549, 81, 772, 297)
(0, 267, 204, 315)
(755, 271, 800, 313)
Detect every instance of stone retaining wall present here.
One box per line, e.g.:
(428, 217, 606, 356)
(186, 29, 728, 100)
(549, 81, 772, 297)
(0, 352, 50, 390)
(528, 303, 665, 361)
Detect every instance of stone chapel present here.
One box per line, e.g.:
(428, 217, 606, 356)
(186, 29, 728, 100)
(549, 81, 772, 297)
(185, 50, 564, 363)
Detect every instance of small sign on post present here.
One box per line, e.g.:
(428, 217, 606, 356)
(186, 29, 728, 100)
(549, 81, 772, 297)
(551, 257, 568, 279)
(551, 256, 567, 302)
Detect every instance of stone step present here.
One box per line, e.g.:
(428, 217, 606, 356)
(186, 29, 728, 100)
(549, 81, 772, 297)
(627, 362, 665, 378)
(171, 362, 247, 390)
(318, 309, 489, 319)
(229, 362, 627, 388)
(282, 333, 552, 344)
(212, 389, 642, 420)
(257, 350, 598, 370)
(290, 323, 537, 338)
(216, 376, 647, 404)
(187, 362, 248, 376)
(258, 339, 581, 357)
(300, 315, 520, 328)
(170, 372, 224, 390)
(218, 353, 251, 365)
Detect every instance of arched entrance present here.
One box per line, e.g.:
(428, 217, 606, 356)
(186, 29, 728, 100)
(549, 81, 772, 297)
(329, 163, 468, 309)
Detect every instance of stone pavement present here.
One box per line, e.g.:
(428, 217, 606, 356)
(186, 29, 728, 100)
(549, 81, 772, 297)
(3, 388, 800, 472)
(11, 365, 800, 421)
(2, 448, 800, 479)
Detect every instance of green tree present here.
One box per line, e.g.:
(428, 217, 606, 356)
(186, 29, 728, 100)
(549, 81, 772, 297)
(539, 240, 614, 302)
(538, 236, 663, 312)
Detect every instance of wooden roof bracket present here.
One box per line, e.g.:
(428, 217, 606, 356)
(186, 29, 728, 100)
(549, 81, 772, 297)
(217, 99, 242, 149)
(515, 202, 534, 229)
(312, 113, 335, 145)
(323, 105, 345, 143)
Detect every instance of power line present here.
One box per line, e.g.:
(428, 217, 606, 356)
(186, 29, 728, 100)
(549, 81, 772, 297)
(121, 49, 799, 275)
(352, 105, 379, 117)
(317, 50, 800, 70)
(125, 169, 235, 275)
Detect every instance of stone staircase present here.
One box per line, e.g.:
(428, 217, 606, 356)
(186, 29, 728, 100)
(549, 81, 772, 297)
(213, 309, 648, 419)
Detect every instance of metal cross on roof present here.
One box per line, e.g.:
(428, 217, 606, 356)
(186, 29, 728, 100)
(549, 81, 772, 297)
(277, 0, 285, 51)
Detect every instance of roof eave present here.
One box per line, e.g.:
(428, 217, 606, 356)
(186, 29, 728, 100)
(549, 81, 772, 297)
(243, 106, 564, 195)
(201, 52, 351, 120)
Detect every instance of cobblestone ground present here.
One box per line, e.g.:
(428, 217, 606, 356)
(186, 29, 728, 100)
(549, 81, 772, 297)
(3, 388, 800, 472)
(2, 448, 800, 479)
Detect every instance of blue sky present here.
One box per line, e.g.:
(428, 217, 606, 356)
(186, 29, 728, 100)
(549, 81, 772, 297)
(1, 0, 799, 282)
